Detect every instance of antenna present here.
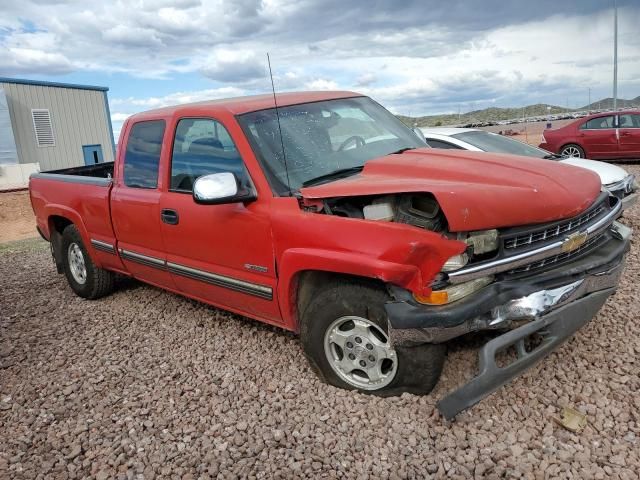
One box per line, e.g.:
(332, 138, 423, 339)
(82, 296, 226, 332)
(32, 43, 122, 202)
(267, 53, 292, 195)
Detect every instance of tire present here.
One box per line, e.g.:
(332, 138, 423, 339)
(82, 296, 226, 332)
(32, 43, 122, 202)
(300, 279, 445, 396)
(61, 224, 115, 299)
(560, 143, 585, 158)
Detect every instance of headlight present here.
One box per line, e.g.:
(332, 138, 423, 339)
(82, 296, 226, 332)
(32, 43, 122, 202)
(414, 276, 493, 305)
(465, 229, 499, 254)
(441, 253, 469, 272)
(606, 174, 636, 195)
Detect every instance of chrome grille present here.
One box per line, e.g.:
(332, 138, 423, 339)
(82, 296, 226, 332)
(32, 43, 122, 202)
(506, 232, 606, 275)
(504, 201, 606, 250)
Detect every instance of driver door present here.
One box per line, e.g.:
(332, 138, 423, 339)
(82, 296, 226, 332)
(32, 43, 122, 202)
(158, 117, 281, 323)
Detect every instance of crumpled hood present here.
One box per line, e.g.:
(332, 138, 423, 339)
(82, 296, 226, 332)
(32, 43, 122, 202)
(300, 148, 601, 232)
(559, 157, 629, 186)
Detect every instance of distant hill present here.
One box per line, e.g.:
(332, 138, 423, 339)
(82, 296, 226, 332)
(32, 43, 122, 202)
(577, 96, 640, 111)
(398, 96, 640, 128)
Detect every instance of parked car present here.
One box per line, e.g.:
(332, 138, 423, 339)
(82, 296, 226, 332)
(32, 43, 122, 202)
(539, 110, 640, 160)
(29, 91, 631, 419)
(421, 127, 637, 210)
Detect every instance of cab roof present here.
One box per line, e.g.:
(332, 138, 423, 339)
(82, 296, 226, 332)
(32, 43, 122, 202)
(131, 91, 364, 119)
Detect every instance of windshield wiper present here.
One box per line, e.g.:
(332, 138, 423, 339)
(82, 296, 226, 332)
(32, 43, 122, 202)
(543, 153, 563, 159)
(302, 166, 364, 187)
(388, 147, 417, 155)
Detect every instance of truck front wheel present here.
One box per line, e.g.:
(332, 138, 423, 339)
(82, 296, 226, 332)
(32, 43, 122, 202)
(300, 280, 445, 396)
(61, 225, 114, 299)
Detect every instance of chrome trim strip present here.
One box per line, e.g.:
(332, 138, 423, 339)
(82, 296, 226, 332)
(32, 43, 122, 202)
(585, 200, 621, 235)
(30, 172, 112, 187)
(119, 249, 166, 268)
(91, 239, 115, 254)
(117, 247, 272, 300)
(167, 262, 273, 300)
(447, 201, 622, 284)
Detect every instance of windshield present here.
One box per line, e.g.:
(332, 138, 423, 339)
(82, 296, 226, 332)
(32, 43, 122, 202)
(237, 96, 425, 194)
(452, 131, 552, 159)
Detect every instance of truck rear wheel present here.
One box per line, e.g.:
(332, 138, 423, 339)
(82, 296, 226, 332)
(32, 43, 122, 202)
(61, 225, 114, 299)
(300, 280, 445, 396)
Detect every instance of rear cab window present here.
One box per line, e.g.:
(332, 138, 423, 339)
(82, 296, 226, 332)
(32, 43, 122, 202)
(170, 118, 249, 192)
(123, 120, 166, 188)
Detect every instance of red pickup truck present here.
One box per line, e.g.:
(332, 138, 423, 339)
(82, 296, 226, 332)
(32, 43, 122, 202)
(29, 91, 631, 418)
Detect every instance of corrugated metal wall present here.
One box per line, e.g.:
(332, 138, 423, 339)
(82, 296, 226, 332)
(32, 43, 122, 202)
(0, 82, 114, 171)
(0, 88, 18, 164)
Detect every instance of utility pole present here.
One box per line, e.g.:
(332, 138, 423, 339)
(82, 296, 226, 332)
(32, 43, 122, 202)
(613, 0, 618, 111)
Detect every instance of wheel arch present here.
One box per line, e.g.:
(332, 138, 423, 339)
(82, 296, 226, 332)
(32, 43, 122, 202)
(560, 142, 586, 157)
(45, 208, 100, 270)
(277, 248, 420, 332)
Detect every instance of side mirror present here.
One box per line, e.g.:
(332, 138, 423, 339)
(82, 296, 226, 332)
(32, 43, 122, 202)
(193, 172, 256, 205)
(413, 127, 427, 144)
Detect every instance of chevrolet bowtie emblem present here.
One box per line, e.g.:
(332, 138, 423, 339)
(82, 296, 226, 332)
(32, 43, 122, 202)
(562, 231, 589, 253)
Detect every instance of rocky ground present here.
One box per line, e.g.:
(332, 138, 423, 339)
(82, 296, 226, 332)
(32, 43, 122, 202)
(1, 166, 639, 479)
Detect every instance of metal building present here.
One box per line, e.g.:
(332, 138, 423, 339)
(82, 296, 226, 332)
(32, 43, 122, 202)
(0, 77, 115, 189)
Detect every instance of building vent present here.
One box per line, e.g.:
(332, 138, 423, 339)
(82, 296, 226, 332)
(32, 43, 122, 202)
(31, 109, 55, 147)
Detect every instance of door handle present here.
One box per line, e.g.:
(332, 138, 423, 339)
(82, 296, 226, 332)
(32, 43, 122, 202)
(161, 209, 179, 225)
(620, 131, 631, 136)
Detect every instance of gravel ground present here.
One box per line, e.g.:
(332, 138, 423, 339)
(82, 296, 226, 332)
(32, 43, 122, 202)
(1, 166, 640, 479)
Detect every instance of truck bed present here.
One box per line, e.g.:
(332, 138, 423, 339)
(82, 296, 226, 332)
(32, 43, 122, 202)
(47, 161, 114, 178)
(29, 161, 116, 246)
(32, 161, 114, 186)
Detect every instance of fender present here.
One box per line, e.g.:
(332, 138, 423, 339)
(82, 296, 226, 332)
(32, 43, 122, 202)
(277, 245, 457, 331)
(43, 204, 103, 267)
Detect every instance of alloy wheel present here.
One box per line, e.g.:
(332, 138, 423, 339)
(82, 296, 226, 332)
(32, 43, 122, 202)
(323, 316, 398, 390)
(68, 243, 87, 284)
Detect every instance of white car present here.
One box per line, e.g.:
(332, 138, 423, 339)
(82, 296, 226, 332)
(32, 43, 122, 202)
(421, 127, 637, 210)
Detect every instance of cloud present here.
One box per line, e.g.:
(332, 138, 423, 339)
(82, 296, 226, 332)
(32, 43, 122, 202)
(305, 79, 339, 90)
(356, 73, 377, 87)
(3, 0, 637, 123)
(200, 49, 266, 83)
(0, 47, 74, 75)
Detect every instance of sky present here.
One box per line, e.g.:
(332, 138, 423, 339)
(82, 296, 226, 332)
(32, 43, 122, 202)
(1, 0, 639, 140)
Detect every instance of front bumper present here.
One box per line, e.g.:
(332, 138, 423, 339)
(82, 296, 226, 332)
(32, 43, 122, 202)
(606, 174, 637, 212)
(437, 286, 615, 420)
(385, 221, 631, 419)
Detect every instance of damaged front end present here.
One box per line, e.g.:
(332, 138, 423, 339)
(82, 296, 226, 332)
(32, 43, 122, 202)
(382, 193, 631, 419)
(299, 184, 630, 419)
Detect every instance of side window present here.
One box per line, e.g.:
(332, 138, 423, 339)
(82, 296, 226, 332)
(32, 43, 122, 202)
(618, 114, 640, 128)
(426, 139, 463, 149)
(581, 116, 615, 130)
(170, 118, 245, 192)
(124, 120, 166, 188)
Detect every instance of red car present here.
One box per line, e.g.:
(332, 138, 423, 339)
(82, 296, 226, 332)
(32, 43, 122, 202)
(539, 110, 640, 159)
(29, 91, 630, 419)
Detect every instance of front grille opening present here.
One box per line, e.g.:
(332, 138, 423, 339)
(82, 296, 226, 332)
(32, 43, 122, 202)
(506, 231, 607, 275)
(503, 197, 609, 251)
